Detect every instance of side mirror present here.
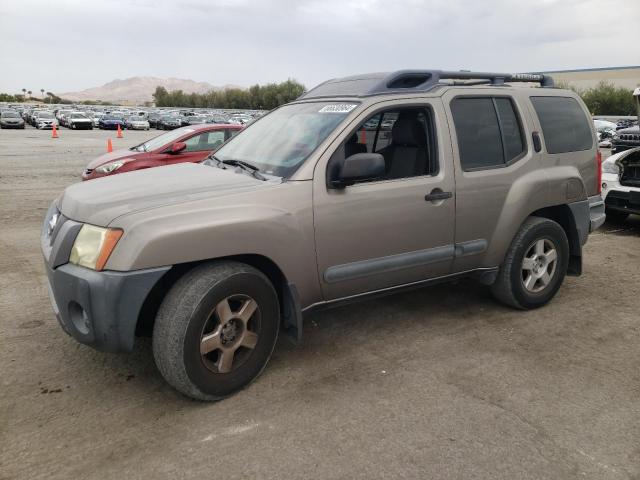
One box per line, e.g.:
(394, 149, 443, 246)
(169, 142, 187, 154)
(331, 153, 385, 188)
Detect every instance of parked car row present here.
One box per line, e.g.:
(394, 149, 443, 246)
(0, 103, 265, 132)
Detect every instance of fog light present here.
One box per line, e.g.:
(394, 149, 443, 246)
(68, 301, 90, 334)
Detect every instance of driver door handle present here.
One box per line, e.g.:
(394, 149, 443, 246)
(424, 190, 453, 202)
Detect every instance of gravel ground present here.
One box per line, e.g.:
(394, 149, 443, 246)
(0, 127, 638, 480)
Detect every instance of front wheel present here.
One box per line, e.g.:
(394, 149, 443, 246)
(153, 261, 280, 401)
(491, 217, 569, 310)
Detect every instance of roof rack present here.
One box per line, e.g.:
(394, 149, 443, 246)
(300, 70, 555, 99)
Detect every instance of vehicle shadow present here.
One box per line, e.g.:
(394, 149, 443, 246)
(599, 214, 640, 237)
(99, 277, 499, 405)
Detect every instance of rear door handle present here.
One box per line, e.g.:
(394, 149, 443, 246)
(424, 190, 453, 202)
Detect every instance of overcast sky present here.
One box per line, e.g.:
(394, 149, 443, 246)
(0, 0, 638, 94)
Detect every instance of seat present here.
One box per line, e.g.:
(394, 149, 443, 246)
(345, 133, 367, 158)
(378, 113, 428, 179)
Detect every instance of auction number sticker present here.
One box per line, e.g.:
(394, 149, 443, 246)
(319, 104, 357, 113)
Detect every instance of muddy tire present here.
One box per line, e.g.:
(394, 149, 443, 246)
(491, 217, 569, 310)
(153, 261, 279, 401)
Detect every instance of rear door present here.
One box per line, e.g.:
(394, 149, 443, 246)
(443, 88, 542, 272)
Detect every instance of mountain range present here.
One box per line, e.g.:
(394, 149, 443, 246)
(60, 77, 240, 104)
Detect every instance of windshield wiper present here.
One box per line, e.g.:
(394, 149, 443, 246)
(206, 156, 266, 180)
(129, 143, 146, 152)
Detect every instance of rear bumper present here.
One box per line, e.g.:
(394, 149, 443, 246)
(568, 195, 606, 247)
(45, 262, 170, 352)
(588, 195, 606, 233)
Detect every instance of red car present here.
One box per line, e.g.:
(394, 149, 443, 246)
(82, 124, 243, 180)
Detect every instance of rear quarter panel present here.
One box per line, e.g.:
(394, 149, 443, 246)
(525, 89, 597, 200)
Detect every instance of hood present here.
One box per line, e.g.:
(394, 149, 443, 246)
(86, 148, 139, 169)
(606, 146, 640, 165)
(60, 162, 278, 226)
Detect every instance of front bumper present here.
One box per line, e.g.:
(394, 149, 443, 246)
(1, 122, 25, 128)
(602, 173, 640, 215)
(45, 262, 169, 352)
(41, 204, 170, 352)
(71, 122, 93, 129)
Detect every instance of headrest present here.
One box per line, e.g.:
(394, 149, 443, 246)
(391, 114, 427, 147)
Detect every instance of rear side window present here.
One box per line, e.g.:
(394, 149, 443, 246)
(530, 96, 592, 154)
(451, 97, 525, 170)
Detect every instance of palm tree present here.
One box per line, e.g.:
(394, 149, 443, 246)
(21, 88, 26, 97)
(27, 90, 32, 99)
(40, 88, 45, 98)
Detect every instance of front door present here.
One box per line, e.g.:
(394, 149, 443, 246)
(312, 99, 456, 300)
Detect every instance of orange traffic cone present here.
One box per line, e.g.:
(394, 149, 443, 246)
(107, 138, 113, 153)
(52, 123, 58, 138)
(117, 124, 123, 138)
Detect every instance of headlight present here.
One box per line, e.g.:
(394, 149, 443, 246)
(69, 224, 123, 271)
(95, 160, 125, 174)
(602, 160, 619, 175)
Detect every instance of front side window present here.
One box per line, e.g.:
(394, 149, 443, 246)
(330, 107, 438, 183)
(530, 96, 593, 154)
(213, 102, 358, 178)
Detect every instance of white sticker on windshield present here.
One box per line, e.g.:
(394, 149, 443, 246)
(318, 104, 357, 114)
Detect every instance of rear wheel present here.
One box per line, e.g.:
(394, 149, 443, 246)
(491, 217, 569, 309)
(153, 261, 280, 401)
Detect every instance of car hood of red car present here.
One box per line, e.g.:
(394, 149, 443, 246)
(86, 149, 141, 169)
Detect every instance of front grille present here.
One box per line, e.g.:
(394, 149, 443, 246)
(620, 134, 640, 142)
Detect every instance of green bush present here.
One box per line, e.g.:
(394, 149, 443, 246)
(557, 80, 637, 116)
(152, 79, 306, 110)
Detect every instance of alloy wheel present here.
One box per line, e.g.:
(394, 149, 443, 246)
(521, 238, 558, 293)
(200, 295, 260, 374)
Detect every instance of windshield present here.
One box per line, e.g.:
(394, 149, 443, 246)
(214, 102, 358, 177)
(135, 127, 195, 152)
(103, 115, 122, 121)
(39, 112, 54, 118)
(2, 111, 19, 118)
